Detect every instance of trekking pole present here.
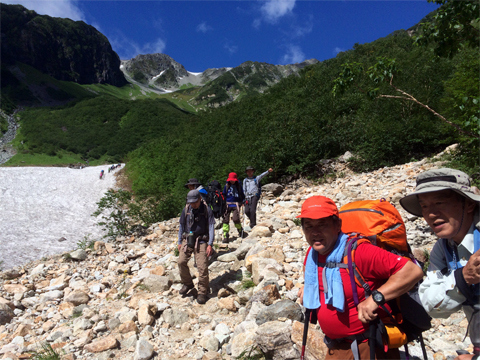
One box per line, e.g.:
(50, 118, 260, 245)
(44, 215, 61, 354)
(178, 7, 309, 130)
(301, 308, 311, 360)
(241, 203, 246, 239)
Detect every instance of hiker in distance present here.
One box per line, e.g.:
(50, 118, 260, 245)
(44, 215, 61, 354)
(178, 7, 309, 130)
(184, 178, 209, 202)
(297, 196, 423, 359)
(177, 189, 215, 305)
(400, 168, 480, 360)
(222, 172, 245, 243)
(243, 166, 273, 228)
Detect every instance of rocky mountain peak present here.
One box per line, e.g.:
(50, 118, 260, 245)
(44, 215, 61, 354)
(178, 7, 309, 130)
(1, 3, 127, 87)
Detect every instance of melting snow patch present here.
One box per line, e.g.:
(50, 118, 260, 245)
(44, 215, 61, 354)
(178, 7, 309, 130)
(187, 71, 203, 76)
(0, 165, 121, 270)
(152, 70, 166, 81)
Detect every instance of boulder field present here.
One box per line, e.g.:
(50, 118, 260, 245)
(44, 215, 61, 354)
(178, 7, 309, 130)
(0, 145, 470, 360)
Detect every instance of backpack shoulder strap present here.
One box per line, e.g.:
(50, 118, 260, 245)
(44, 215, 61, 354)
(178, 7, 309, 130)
(344, 235, 372, 305)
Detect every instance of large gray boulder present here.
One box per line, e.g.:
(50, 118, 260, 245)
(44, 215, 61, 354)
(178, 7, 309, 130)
(162, 309, 189, 327)
(262, 183, 284, 196)
(143, 275, 172, 292)
(255, 300, 303, 325)
(134, 338, 154, 360)
(254, 321, 299, 360)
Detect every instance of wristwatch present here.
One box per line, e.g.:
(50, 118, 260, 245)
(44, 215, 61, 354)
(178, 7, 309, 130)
(371, 290, 386, 306)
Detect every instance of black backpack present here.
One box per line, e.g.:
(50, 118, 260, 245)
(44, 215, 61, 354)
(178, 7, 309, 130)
(207, 181, 226, 219)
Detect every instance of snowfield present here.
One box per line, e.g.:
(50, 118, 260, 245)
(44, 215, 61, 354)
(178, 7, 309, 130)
(0, 165, 120, 270)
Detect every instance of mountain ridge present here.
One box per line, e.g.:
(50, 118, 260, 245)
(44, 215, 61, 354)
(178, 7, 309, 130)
(1, 3, 127, 87)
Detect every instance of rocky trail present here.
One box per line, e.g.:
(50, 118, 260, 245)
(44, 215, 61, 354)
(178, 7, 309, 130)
(0, 146, 470, 360)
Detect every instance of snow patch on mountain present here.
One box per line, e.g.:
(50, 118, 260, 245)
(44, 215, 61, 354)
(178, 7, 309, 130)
(0, 165, 121, 270)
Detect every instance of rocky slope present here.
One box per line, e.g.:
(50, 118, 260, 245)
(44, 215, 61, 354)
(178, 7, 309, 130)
(1, 4, 127, 87)
(0, 146, 470, 360)
(0, 110, 18, 165)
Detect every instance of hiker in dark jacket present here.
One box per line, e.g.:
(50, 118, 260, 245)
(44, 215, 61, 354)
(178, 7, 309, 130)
(222, 172, 245, 242)
(177, 190, 215, 305)
(184, 178, 208, 202)
(400, 168, 480, 360)
(298, 196, 423, 360)
(242, 166, 272, 228)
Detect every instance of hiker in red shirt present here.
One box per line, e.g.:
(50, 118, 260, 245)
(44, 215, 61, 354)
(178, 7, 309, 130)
(298, 196, 423, 360)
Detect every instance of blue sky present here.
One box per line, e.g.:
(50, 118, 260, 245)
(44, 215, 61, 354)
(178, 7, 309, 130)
(4, 0, 439, 72)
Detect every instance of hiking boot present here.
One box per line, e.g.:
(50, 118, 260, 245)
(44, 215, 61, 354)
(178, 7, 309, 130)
(179, 284, 194, 295)
(197, 294, 207, 304)
(222, 233, 229, 243)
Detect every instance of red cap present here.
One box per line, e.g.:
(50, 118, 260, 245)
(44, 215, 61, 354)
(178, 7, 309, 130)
(227, 172, 238, 182)
(296, 196, 339, 219)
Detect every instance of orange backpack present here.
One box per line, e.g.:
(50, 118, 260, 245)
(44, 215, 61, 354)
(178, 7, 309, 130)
(336, 199, 430, 358)
(339, 199, 410, 256)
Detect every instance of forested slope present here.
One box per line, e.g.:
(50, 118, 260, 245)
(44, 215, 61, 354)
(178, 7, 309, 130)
(125, 30, 466, 216)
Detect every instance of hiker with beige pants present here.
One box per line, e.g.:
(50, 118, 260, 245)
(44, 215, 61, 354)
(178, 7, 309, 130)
(177, 189, 215, 305)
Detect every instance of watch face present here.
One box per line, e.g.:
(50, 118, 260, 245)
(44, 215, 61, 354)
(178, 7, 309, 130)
(373, 291, 383, 303)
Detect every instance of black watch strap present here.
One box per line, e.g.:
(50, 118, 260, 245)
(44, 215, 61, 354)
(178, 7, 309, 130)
(372, 290, 386, 306)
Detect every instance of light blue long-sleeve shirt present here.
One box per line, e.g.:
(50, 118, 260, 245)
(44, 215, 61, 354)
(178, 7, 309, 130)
(243, 170, 269, 198)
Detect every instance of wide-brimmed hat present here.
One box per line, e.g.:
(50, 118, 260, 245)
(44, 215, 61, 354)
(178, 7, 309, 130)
(296, 196, 339, 219)
(245, 166, 255, 172)
(227, 172, 238, 182)
(184, 178, 201, 188)
(400, 168, 480, 217)
(186, 189, 200, 203)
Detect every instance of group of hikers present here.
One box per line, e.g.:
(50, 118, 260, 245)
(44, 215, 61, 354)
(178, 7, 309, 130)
(176, 166, 479, 360)
(176, 166, 272, 304)
(99, 164, 122, 179)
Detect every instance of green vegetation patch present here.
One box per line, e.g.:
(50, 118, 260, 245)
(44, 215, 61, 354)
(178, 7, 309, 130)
(10, 96, 194, 164)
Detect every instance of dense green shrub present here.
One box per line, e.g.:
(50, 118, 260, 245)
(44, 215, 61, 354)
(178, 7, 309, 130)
(17, 96, 193, 160)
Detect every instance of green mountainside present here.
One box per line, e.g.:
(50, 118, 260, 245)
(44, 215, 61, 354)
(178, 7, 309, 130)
(2, 1, 478, 221)
(8, 96, 193, 165)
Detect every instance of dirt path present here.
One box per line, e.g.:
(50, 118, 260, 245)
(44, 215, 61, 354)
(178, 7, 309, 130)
(0, 165, 120, 269)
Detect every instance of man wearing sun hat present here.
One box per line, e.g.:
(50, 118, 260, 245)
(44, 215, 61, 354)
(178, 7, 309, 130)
(243, 166, 273, 228)
(184, 178, 208, 202)
(400, 168, 480, 360)
(298, 196, 422, 360)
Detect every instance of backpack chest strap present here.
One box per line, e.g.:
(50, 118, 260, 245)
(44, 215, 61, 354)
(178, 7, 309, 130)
(317, 262, 348, 294)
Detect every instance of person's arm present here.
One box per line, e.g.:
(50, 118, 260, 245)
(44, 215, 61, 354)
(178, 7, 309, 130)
(418, 241, 467, 317)
(206, 208, 215, 256)
(207, 208, 215, 246)
(256, 168, 273, 183)
(178, 210, 185, 246)
(357, 260, 424, 323)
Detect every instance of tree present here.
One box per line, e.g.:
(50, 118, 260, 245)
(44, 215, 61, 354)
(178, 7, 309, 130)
(92, 189, 132, 239)
(332, 57, 478, 138)
(414, 0, 480, 58)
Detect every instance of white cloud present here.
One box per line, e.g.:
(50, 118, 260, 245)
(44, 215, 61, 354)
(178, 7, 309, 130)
(224, 43, 238, 55)
(280, 44, 305, 64)
(109, 33, 166, 60)
(3, 0, 85, 21)
(196, 21, 212, 33)
(291, 18, 313, 38)
(260, 0, 295, 24)
(333, 47, 346, 55)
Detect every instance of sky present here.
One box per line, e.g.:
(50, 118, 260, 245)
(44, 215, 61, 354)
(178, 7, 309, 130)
(3, 0, 440, 72)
